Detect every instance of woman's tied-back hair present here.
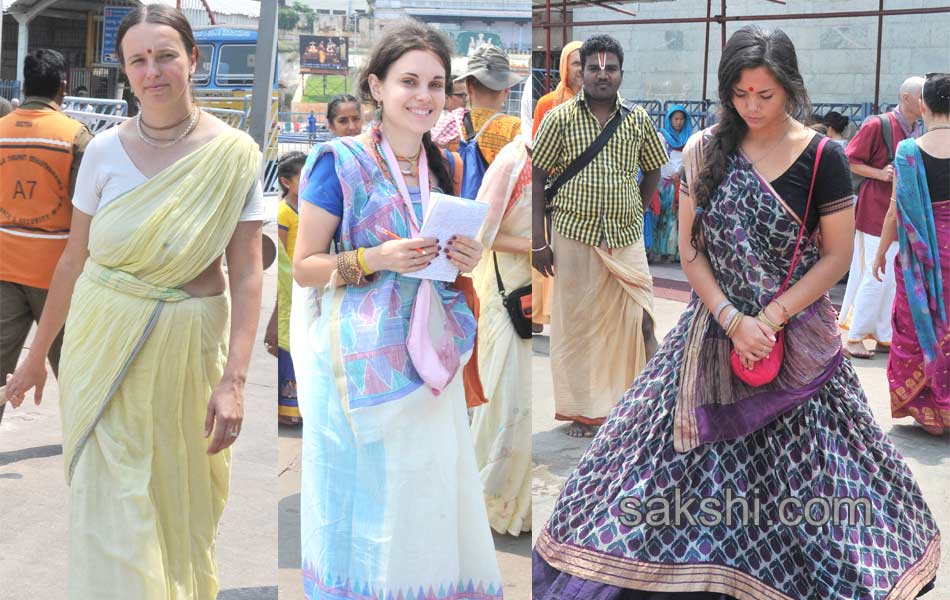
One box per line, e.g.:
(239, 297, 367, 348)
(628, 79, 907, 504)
(923, 73, 950, 116)
(277, 151, 308, 196)
(689, 26, 811, 256)
(823, 111, 850, 135)
(115, 4, 199, 68)
(357, 19, 455, 194)
(578, 34, 624, 70)
(327, 94, 360, 125)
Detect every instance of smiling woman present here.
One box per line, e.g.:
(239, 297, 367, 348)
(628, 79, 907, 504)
(290, 18, 503, 600)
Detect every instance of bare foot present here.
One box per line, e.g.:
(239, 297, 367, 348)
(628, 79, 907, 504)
(921, 423, 947, 436)
(843, 341, 873, 359)
(565, 422, 597, 438)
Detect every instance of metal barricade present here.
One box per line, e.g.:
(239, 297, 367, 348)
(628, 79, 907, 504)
(811, 102, 870, 127)
(62, 96, 128, 117)
(63, 110, 128, 134)
(631, 99, 663, 129)
(202, 107, 247, 130)
(661, 99, 720, 131)
(0, 80, 21, 101)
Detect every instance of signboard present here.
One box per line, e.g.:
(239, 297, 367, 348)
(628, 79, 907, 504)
(300, 36, 348, 73)
(101, 6, 135, 65)
(456, 31, 503, 57)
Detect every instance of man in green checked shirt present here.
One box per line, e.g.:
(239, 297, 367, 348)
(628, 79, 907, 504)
(532, 35, 667, 438)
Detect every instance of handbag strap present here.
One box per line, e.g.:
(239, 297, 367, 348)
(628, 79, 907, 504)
(777, 136, 829, 295)
(492, 252, 507, 298)
(546, 100, 634, 200)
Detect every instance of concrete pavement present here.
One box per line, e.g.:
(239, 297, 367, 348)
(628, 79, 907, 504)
(532, 262, 950, 598)
(0, 231, 280, 600)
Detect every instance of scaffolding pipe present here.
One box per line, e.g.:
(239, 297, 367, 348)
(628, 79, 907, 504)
(532, 6, 950, 29)
(701, 0, 712, 128)
(545, 0, 551, 93)
(873, 0, 885, 113)
(562, 0, 567, 49)
(721, 0, 726, 49)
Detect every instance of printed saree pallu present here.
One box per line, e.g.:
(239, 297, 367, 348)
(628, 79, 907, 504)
(59, 131, 261, 600)
(888, 139, 950, 430)
(293, 136, 503, 599)
(534, 133, 940, 600)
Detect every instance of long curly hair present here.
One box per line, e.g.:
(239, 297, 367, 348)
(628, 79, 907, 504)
(689, 26, 811, 256)
(357, 20, 454, 194)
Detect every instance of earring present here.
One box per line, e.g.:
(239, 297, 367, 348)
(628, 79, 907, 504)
(375, 99, 382, 121)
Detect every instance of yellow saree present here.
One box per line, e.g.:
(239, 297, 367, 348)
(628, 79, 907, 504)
(58, 130, 260, 600)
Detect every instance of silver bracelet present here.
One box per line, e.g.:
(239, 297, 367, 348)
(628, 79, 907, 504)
(532, 243, 550, 252)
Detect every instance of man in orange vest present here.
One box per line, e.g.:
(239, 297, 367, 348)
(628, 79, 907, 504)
(0, 49, 92, 422)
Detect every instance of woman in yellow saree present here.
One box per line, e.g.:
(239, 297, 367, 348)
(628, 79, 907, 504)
(469, 90, 533, 536)
(4, 6, 264, 599)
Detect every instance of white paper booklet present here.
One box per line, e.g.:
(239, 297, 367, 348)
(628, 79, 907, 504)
(405, 192, 489, 282)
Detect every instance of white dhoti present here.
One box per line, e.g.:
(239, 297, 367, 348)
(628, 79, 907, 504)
(838, 232, 898, 345)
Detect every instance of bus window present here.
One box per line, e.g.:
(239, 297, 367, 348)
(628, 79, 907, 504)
(216, 44, 256, 86)
(195, 44, 214, 85)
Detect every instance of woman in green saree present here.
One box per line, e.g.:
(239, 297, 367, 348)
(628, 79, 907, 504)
(4, 5, 264, 599)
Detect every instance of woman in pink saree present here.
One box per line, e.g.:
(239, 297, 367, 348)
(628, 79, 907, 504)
(873, 72, 950, 436)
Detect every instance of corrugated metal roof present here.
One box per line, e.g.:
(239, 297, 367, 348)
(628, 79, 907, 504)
(5, 0, 259, 19)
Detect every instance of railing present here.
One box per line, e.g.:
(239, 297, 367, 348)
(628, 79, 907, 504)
(811, 102, 871, 127)
(0, 80, 21, 101)
(661, 99, 719, 131)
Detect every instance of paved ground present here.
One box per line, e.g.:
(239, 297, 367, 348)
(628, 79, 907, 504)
(0, 231, 280, 600)
(532, 262, 950, 598)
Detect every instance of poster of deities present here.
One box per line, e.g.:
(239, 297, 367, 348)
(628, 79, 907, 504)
(300, 35, 348, 71)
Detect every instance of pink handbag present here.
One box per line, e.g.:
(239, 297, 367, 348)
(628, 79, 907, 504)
(407, 280, 460, 395)
(730, 137, 828, 387)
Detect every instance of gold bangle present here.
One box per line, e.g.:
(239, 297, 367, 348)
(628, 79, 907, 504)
(757, 312, 783, 332)
(772, 298, 791, 323)
(336, 250, 366, 285)
(726, 312, 744, 338)
(357, 247, 374, 275)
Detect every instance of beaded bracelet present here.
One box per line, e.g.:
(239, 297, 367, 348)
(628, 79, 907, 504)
(336, 250, 367, 286)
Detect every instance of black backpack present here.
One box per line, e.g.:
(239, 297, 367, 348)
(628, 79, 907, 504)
(849, 113, 894, 195)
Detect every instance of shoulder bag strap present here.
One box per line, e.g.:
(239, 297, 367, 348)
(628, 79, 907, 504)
(463, 111, 476, 140)
(545, 100, 634, 201)
(777, 136, 830, 294)
(880, 113, 895, 163)
(492, 252, 507, 298)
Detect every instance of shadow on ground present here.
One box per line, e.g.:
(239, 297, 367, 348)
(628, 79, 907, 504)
(218, 586, 278, 599)
(0, 444, 61, 467)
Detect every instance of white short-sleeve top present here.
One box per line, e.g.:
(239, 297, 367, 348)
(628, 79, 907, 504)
(71, 126, 265, 221)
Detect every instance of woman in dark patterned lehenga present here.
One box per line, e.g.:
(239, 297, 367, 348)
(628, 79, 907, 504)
(533, 27, 939, 600)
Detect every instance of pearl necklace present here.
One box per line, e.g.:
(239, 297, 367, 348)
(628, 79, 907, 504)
(136, 106, 200, 149)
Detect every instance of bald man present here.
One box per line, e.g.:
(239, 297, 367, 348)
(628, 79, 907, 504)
(839, 77, 924, 358)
